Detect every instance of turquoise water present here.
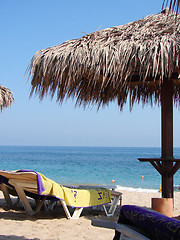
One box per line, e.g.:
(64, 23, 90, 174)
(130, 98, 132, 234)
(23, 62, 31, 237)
(0, 146, 180, 192)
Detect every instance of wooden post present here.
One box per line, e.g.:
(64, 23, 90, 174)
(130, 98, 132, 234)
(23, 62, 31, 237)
(161, 80, 173, 198)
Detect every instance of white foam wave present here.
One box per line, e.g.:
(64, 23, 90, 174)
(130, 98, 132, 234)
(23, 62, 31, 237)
(115, 185, 159, 193)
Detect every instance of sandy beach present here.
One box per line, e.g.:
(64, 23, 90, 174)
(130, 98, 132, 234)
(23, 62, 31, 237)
(0, 190, 180, 240)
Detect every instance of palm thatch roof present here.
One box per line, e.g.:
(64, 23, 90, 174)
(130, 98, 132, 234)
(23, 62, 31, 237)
(28, 10, 180, 110)
(0, 85, 14, 112)
(163, 0, 180, 13)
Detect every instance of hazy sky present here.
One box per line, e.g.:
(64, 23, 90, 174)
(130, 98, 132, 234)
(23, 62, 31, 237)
(0, 0, 179, 147)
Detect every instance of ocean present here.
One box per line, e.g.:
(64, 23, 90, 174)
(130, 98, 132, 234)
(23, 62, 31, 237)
(0, 146, 180, 192)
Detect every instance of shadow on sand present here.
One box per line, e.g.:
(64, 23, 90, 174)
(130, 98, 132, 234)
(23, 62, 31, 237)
(0, 236, 39, 240)
(0, 194, 120, 222)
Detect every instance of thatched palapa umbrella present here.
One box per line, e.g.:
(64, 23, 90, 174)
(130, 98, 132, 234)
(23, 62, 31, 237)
(163, 0, 180, 13)
(0, 85, 14, 112)
(28, 9, 180, 204)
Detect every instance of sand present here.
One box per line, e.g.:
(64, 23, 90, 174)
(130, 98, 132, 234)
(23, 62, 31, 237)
(0, 190, 180, 240)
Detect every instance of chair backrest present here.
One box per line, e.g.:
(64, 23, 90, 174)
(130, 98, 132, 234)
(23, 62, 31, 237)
(0, 170, 38, 193)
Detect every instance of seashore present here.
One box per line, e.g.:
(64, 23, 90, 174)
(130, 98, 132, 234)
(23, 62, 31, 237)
(0, 190, 180, 240)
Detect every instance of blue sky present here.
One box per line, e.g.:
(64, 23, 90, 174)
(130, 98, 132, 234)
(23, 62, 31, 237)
(0, 0, 179, 147)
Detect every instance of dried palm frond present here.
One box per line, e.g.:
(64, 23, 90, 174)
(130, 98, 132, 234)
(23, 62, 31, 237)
(163, 0, 180, 14)
(0, 85, 14, 112)
(27, 10, 180, 110)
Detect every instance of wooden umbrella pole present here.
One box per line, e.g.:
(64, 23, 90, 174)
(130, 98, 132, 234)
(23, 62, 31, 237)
(161, 79, 174, 198)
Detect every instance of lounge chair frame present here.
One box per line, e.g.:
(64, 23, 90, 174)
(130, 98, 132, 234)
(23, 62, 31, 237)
(0, 172, 122, 219)
(92, 219, 150, 240)
(92, 205, 180, 240)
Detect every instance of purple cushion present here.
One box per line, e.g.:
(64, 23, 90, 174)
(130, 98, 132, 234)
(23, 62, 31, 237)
(113, 205, 180, 240)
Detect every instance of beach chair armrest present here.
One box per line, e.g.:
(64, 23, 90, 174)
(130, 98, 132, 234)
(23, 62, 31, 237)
(91, 219, 150, 240)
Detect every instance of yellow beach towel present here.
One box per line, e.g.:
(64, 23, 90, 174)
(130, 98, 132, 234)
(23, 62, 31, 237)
(39, 173, 111, 208)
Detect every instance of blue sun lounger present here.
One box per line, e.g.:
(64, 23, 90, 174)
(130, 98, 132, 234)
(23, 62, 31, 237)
(92, 205, 180, 240)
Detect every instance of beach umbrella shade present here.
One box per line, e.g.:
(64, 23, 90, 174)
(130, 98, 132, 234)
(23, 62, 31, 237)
(0, 85, 14, 112)
(27, 9, 180, 200)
